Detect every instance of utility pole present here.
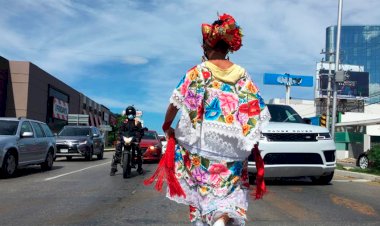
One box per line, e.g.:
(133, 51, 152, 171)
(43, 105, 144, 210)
(285, 73, 291, 105)
(320, 50, 335, 131)
(331, 0, 343, 139)
(326, 61, 332, 130)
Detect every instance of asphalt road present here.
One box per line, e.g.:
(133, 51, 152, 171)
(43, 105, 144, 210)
(0, 152, 379, 226)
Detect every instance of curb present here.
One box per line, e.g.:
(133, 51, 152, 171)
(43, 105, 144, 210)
(104, 148, 115, 152)
(335, 169, 380, 182)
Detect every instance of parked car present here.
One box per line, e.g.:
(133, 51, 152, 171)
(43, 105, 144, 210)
(357, 152, 370, 169)
(55, 126, 104, 161)
(248, 104, 336, 184)
(356, 146, 379, 169)
(0, 117, 56, 178)
(140, 130, 163, 162)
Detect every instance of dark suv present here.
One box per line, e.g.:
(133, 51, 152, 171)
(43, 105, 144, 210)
(0, 117, 56, 178)
(55, 126, 104, 161)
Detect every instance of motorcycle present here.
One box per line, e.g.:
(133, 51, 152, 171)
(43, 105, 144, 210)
(120, 136, 140, 178)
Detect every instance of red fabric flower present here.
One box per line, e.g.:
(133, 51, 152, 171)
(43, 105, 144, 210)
(183, 151, 191, 169)
(202, 71, 211, 80)
(239, 100, 260, 117)
(201, 13, 243, 52)
(197, 103, 204, 121)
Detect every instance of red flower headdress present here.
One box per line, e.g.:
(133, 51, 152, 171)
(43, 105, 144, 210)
(202, 13, 243, 52)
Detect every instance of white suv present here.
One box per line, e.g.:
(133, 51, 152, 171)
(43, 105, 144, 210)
(248, 104, 336, 184)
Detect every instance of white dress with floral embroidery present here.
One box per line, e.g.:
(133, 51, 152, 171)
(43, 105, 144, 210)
(167, 62, 270, 226)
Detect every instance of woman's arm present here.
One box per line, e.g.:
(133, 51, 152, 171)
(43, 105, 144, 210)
(162, 103, 179, 137)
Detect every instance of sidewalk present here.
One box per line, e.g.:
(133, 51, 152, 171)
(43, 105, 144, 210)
(104, 147, 115, 152)
(336, 158, 380, 182)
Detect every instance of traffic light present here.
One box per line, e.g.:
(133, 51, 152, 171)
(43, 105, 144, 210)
(320, 114, 327, 127)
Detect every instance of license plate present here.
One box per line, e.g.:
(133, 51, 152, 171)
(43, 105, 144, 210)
(60, 148, 68, 153)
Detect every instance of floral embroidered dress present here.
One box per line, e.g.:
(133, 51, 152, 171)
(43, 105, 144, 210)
(168, 61, 270, 226)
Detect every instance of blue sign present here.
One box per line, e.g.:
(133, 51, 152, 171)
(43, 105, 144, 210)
(264, 73, 314, 87)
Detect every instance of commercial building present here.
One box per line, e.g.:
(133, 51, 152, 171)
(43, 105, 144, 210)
(1, 56, 113, 134)
(325, 25, 380, 103)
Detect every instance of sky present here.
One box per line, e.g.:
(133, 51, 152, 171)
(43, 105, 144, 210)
(1, 0, 379, 133)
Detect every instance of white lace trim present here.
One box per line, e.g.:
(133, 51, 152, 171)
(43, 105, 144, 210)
(166, 178, 248, 226)
(169, 90, 183, 110)
(174, 106, 271, 162)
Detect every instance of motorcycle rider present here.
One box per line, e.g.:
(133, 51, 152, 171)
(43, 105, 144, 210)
(110, 106, 144, 176)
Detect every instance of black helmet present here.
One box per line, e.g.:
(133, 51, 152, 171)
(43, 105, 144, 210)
(125, 106, 136, 116)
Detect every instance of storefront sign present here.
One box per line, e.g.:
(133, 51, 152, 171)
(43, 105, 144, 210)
(53, 97, 69, 120)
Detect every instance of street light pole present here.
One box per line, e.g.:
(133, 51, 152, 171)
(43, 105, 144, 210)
(285, 73, 290, 105)
(331, 0, 343, 139)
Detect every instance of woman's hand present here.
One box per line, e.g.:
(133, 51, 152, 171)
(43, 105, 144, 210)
(165, 127, 175, 138)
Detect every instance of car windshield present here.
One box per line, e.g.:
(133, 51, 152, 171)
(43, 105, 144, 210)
(142, 132, 156, 140)
(59, 127, 91, 136)
(0, 121, 19, 135)
(267, 104, 304, 123)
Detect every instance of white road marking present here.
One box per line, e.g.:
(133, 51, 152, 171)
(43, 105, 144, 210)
(44, 161, 111, 181)
(333, 179, 371, 183)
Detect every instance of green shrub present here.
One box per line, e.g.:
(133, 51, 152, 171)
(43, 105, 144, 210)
(368, 145, 380, 169)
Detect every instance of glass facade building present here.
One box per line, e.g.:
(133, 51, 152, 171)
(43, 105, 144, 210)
(326, 26, 380, 103)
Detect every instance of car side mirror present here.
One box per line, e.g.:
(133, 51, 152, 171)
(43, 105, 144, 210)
(303, 118, 312, 124)
(21, 131, 34, 138)
(160, 136, 166, 142)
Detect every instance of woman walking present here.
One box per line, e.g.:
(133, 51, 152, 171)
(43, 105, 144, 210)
(145, 13, 270, 226)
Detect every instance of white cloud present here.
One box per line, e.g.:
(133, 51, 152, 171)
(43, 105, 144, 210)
(0, 0, 379, 116)
(122, 56, 149, 65)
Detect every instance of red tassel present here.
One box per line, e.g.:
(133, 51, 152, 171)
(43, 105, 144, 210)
(252, 143, 267, 199)
(144, 136, 186, 198)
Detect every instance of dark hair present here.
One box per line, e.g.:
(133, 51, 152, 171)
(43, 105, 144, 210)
(203, 39, 230, 54)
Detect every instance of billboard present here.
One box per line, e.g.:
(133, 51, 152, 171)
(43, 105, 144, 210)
(319, 70, 369, 98)
(264, 73, 313, 87)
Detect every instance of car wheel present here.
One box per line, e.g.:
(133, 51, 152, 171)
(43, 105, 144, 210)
(311, 171, 334, 185)
(41, 151, 54, 171)
(1, 151, 17, 178)
(66, 156, 72, 161)
(97, 147, 104, 160)
(85, 147, 93, 161)
(358, 155, 369, 169)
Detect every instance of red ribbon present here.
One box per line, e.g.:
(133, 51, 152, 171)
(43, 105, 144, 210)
(144, 135, 186, 198)
(252, 143, 267, 199)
